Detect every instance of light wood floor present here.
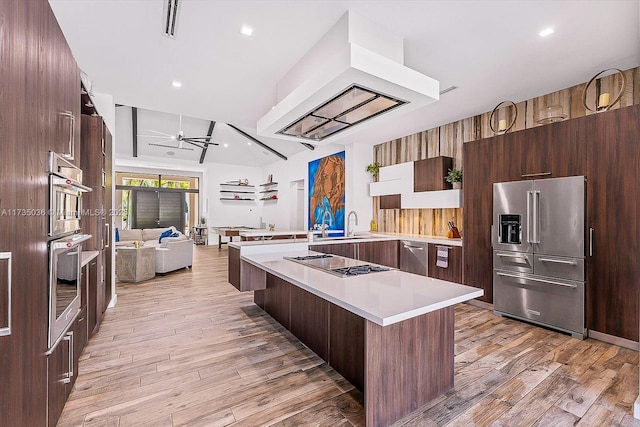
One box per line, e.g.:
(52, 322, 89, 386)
(58, 246, 639, 427)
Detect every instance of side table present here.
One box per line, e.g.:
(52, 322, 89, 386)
(193, 226, 208, 245)
(116, 246, 156, 282)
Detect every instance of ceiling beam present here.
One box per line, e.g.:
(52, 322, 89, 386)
(199, 121, 216, 164)
(300, 142, 315, 150)
(227, 124, 288, 161)
(132, 107, 138, 157)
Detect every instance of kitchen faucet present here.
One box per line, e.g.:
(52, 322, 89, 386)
(347, 210, 358, 237)
(321, 210, 332, 238)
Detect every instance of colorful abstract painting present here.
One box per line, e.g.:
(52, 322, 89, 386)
(308, 151, 345, 236)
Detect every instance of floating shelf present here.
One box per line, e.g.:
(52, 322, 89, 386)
(260, 189, 277, 193)
(220, 197, 255, 201)
(221, 183, 255, 188)
(260, 182, 278, 186)
(221, 190, 254, 194)
(260, 197, 278, 201)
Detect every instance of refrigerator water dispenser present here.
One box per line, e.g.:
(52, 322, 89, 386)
(499, 214, 521, 244)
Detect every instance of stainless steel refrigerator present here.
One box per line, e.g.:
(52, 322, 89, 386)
(492, 175, 586, 339)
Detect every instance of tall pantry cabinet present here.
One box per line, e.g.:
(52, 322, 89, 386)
(0, 0, 81, 425)
(81, 114, 114, 333)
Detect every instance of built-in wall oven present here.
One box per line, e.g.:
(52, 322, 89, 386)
(48, 152, 92, 350)
(48, 233, 91, 349)
(49, 152, 91, 238)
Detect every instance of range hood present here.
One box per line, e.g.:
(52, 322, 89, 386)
(257, 11, 439, 145)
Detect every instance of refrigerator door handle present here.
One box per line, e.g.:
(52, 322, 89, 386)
(538, 257, 577, 265)
(496, 271, 578, 289)
(526, 191, 532, 244)
(589, 228, 594, 256)
(532, 190, 541, 244)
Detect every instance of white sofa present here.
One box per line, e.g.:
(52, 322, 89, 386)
(116, 226, 194, 274)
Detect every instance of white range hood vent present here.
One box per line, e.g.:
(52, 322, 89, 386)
(257, 11, 440, 145)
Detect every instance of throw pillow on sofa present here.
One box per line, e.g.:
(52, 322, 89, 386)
(158, 229, 173, 243)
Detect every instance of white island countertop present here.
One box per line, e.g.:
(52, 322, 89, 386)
(242, 249, 483, 326)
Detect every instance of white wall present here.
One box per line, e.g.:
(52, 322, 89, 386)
(260, 141, 373, 234)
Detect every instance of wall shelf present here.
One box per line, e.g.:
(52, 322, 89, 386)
(220, 197, 255, 201)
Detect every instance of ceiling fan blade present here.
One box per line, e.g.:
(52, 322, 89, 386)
(146, 129, 174, 137)
(148, 142, 194, 151)
(183, 138, 218, 145)
(137, 134, 174, 139)
(183, 136, 215, 140)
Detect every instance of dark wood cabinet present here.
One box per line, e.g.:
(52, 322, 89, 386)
(103, 124, 113, 314)
(0, 1, 59, 425)
(329, 303, 364, 391)
(359, 240, 399, 268)
(87, 259, 99, 335)
(427, 244, 462, 284)
(311, 242, 357, 259)
(312, 240, 399, 268)
(586, 105, 640, 341)
(413, 156, 453, 192)
(81, 114, 113, 324)
(462, 137, 495, 302)
(290, 286, 329, 360)
(47, 331, 73, 427)
(264, 274, 291, 330)
(380, 194, 401, 209)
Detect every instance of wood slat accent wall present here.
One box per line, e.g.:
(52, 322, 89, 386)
(373, 66, 640, 236)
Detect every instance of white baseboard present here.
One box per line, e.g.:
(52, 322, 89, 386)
(634, 396, 640, 419)
(107, 293, 118, 308)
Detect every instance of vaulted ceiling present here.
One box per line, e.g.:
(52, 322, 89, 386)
(50, 0, 640, 166)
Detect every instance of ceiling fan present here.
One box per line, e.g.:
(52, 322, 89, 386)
(139, 115, 218, 151)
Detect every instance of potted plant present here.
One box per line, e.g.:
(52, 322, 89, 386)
(366, 162, 381, 181)
(445, 168, 463, 189)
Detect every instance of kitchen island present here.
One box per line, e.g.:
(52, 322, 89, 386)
(239, 247, 483, 427)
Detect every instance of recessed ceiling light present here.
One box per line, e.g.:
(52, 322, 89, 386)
(240, 25, 253, 37)
(223, 143, 229, 148)
(539, 27, 554, 37)
(171, 81, 182, 88)
(247, 142, 252, 146)
(167, 151, 175, 156)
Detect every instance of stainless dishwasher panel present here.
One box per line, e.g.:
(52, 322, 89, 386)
(399, 241, 427, 276)
(493, 251, 533, 274)
(533, 254, 585, 282)
(493, 270, 585, 338)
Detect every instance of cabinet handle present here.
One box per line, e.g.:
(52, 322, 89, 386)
(0, 252, 11, 337)
(521, 172, 551, 178)
(105, 223, 110, 248)
(538, 258, 577, 265)
(61, 331, 73, 384)
(589, 228, 594, 257)
(496, 253, 525, 259)
(403, 245, 424, 250)
(60, 111, 75, 160)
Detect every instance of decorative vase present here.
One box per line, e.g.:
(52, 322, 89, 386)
(452, 182, 462, 189)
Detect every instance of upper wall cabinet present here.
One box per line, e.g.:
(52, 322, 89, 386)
(414, 157, 453, 191)
(369, 157, 462, 209)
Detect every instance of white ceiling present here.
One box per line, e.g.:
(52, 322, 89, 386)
(50, 0, 640, 166)
(114, 106, 310, 166)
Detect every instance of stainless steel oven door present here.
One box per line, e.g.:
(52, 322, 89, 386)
(49, 175, 91, 238)
(48, 234, 91, 349)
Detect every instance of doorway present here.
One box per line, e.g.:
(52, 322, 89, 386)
(289, 179, 305, 231)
